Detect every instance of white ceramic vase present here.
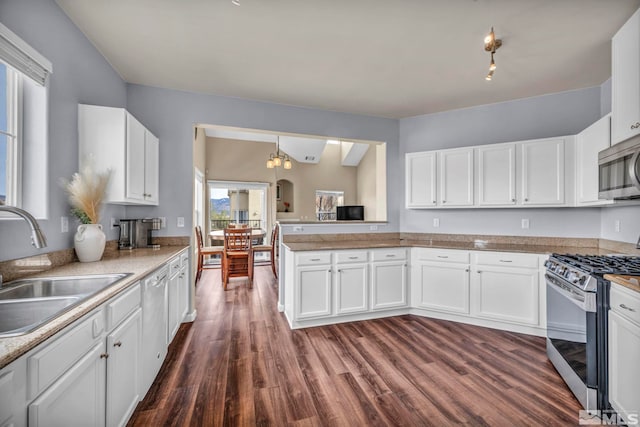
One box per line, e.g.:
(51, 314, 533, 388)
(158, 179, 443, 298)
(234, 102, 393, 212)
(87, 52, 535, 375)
(74, 223, 106, 262)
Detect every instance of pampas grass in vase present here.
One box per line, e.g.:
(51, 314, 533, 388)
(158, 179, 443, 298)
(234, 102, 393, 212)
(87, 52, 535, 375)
(64, 162, 111, 262)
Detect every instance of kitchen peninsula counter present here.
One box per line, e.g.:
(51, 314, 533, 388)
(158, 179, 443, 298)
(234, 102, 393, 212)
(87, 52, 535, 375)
(0, 245, 189, 369)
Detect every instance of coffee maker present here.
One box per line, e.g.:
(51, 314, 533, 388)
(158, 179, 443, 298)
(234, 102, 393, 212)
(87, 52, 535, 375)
(117, 218, 161, 249)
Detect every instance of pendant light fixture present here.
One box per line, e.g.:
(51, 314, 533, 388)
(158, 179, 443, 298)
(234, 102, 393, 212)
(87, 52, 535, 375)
(266, 136, 292, 170)
(484, 27, 502, 81)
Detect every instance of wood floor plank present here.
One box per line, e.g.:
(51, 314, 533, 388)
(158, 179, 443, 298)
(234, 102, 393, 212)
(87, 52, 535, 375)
(128, 266, 583, 426)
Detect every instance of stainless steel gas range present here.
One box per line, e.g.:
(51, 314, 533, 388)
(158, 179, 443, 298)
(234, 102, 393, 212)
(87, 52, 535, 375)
(544, 254, 640, 413)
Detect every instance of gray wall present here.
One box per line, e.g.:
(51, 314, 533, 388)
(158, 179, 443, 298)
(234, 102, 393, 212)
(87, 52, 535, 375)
(399, 86, 615, 238)
(124, 84, 400, 238)
(0, 0, 127, 262)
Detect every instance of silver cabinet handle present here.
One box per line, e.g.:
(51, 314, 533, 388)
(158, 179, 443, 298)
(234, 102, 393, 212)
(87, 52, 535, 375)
(499, 260, 513, 263)
(348, 256, 358, 259)
(442, 200, 446, 203)
(337, 269, 342, 273)
(511, 198, 516, 202)
(620, 304, 636, 312)
(437, 255, 449, 258)
(465, 269, 469, 272)
(385, 254, 396, 258)
(432, 200, 436, 204)
(113, 341, 122, 347)
(524, 198, 529, 202)
(310, 258, 321, 261)
(328, 269, 332, 273)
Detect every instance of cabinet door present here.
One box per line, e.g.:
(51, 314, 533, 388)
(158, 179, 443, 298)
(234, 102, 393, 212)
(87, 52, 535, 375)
(405, 152, 437, 208)
(371, 262, 407, 310)
(296, 266, 332, 319)
(476, 144, 516, 206)
(125, 113, 146, 202)
(28, 343, 106, 427)
(576, 116, 611, 205)
(520, 138, 565, 205)
(608, 310, 640, 424)
(167, 272, 180, 343)
(471, 267, 539, 326)
(178, 266, 189, 322)
(144, 131, 159, 205)
(416, 262, 469, 314)
(106, 309, 142, 427)
(335, 264, 368, 315)
(439, 148, 473, 206)
(612, 8, 640, 144)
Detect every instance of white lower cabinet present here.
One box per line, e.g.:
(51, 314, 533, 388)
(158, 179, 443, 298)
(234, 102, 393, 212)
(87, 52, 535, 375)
(414, 262, 470, 314)
(28, 343, 106, 427)
(106, 309, 142, 427)
(608, 283, 640, 424)
(471, 266, 539, 326)
(335, 263, 368, 315)
(2, 248, 190, 427)
(296, 266, 333, 319)
(370, 261, 407, 310)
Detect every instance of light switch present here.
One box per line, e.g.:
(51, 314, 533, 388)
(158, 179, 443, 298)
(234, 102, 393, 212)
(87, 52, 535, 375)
(61, 216, 69, 233)
(521, 219, 530, 229)
(433, 218, 440, 228)
(177, 217, 185, 228)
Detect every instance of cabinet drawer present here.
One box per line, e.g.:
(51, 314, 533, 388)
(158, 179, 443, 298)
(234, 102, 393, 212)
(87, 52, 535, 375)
(106, 282, 141, 331)
(473, 252, 539, 268)
(610, 283, 640, 326)
(28, 309, 104, 399)
(416, 248, 469, 263)
(371, 248, 406, 262)
(297, 252, 331, 266)
(335, 251, 368, 264)
(180, 251, 189, 267)
(169, 256, 181, 277)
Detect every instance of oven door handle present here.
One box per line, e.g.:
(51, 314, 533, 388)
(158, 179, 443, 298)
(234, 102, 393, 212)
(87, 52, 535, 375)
(545, 273, 595, 312)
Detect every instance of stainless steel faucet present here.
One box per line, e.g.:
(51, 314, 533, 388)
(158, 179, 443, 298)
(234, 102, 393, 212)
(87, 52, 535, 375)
(0, 205, 48, 248)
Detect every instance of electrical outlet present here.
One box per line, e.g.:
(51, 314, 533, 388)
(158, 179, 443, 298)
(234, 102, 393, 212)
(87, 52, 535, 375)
(369, 225, 378, 231)
(61, 216, 69, 233)
(433, 218, 440, 228)
(521, 219, 530, 229)
(159, 217, 167, 228)
(615, 220, 621, 232)
(110, 217, 118, 230)
(293, 226, 303, 232)
(177, 217, 185, 228)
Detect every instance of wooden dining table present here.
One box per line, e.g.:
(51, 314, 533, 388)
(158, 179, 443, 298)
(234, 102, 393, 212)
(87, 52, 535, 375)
(209, 228, 266, 245)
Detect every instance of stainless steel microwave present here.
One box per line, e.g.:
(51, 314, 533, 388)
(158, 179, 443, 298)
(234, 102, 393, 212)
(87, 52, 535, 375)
(598, 136, 640, 200)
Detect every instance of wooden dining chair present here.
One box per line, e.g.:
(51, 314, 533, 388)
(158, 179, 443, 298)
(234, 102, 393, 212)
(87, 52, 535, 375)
(252, 223, 279, 279)
(222, 227, 253, 290)
(195, 226, 224, 285)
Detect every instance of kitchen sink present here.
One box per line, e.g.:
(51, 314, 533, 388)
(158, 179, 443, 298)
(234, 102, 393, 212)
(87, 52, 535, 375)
(0, 297, 80, 337)
(0, 273, 132, 337)
(0, 273, 130, 300)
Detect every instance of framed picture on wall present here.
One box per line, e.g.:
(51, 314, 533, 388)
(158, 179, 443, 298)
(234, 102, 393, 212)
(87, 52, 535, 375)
(276, 184, 281, 201)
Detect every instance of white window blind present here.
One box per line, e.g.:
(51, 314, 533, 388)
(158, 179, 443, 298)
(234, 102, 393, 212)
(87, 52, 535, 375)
(0, 22, 52, 86)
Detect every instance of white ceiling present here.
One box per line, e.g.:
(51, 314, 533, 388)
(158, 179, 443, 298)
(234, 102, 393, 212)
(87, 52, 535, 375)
(56, 0, 640, 118)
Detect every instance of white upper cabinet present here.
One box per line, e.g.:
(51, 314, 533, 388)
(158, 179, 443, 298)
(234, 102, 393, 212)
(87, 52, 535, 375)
(576, 115, 613, 206)
(476, 144, 516, 206)
(439, 148, 474, 206)
(520, 138, 565, 205)
(405, 152, 437, 208)
(612, 8, 640, 145)
(79, 104, 159, 206)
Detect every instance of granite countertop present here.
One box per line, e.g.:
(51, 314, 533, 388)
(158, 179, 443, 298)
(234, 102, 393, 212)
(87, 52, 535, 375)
(283, 239, 615, 256)
(0, 246, 189, 369)
(605, 274, 640, 294)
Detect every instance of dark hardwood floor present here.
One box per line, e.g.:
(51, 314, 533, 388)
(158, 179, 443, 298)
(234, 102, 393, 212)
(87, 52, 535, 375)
(128, 266, 582, 426)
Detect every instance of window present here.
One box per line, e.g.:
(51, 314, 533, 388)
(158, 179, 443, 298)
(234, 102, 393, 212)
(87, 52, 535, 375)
(0, 62, 20, 206)
(0, 22, 51, 216)
(315, 190, 344, 221)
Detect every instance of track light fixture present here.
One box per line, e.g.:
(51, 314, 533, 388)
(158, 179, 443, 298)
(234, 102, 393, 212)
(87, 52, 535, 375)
(484, 27, 502, 81)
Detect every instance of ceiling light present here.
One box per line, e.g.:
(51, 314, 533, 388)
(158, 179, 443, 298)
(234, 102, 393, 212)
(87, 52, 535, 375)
(484, 27, 502, 80)
(266, 136, 292, 170)
(326, 139, 341, 145)
(232, 0, 240, 5)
